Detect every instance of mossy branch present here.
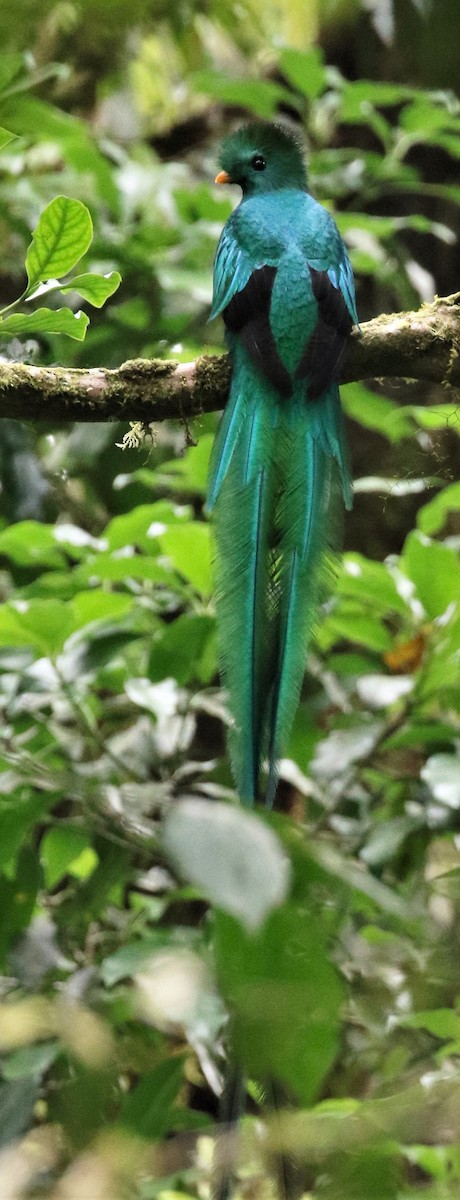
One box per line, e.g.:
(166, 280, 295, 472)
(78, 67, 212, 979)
(1, 292, 460, 423)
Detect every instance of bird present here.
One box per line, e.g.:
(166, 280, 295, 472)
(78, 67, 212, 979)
(207, 120, 358, 811)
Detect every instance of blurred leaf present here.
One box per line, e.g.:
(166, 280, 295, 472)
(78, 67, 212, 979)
(401, 531, 460, 618)
(341, 384, 413, 443)
(3, 1041, 58, 1081)
(401, 1008, 460, 1039)
(26, 196, 93, 288)
(40, 826, 96, 889)
(163, 799, 291, 932)
(214, 903, 343, 1104)
(0, 125, 15, 150)
(149, 613, 216, 685)
(0, 1078, 39, 1147)
(119, 1057, 185, 1139)
(340, 80, 416, 122)
(421, 753, 460, 808)
(278, 47, 326, 99)
(0, 599, 74, 655)
(158, 522, 212, 595)
(0, 521, 64, 567)
(191, 71, 298, 118)
(417, 482, 460, 534)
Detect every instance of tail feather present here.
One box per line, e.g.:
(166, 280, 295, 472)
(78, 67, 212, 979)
(209, 366, 351, 807)
(211, 371, 277, 802)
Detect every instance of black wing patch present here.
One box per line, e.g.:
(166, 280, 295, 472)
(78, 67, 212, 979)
(223, 265, 292, 398)
(295, 267, 353, 399)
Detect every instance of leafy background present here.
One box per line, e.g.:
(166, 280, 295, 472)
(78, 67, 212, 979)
(1, 0, 460, 1196)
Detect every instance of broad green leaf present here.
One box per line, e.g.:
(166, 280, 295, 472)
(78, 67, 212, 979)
(320, 607, 393, 653)
(417, 482, 460, 535)
(119, 1058, 185, 1139)
(0, 600, 74, 656)
(401, 1009, 460, 1040)
(0, 521, 64, 567)
(361, 816, 420, 866)
(60, 271, 121, 308)
(341, 383, 412, 443)
(0, 1078, 38, 1148)
(278, 47, 326, 99)
(149, 614, 216, 686)
(191, 71, 299, 118)
(340, 80, 416, 122)
(401, 531, 460, 619)
(70, 590, 133, 628)
(0, 308, 89, 340)
(74, 554, 172, 587)
(0, 794, 55, 869)
(40, 827, 96, 889)
(400, 403, 460, 431)
(214, 903, 343, 1104)
(26, 196, 93, 288)
(163, 799, 290, 932)
(104, 501, 191, 553)
(158, 522, 212, 595)
(0, 95, 119, 212)
(0, 126, 16, 150)
(2, 1043, 58, 1082)
(150, 434, 214, 497)
(338, 554, 408, 615)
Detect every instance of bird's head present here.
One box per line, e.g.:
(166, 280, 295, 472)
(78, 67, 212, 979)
(215, 121, 307, 198)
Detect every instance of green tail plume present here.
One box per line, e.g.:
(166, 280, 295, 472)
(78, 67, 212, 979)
(207, 347, 351, 808)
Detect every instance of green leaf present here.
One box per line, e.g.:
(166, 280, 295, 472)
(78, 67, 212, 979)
(0, 794, 55, 869)
(401, 1009, 460, 1040)
(119, 1058, 185, 1139)
(149, 614, 216, 686)
(60, 271, 121, 308)
(163, 799, 291, 933)
(158, 522, 212, 595)
(417, 482, 460, 535)
(104, 501, 191, 553)
(150, 434, 214, 497)
(278, 47, 326, 99)
(26, 196, 93, 288)
(3, 1042, 58, 1081)
(40, 826, 96, 889)
(0, 521, 64, 567)
(401, 531, 460, 619)
(0, 600, 75, 656)
(191, 71, 298, 118)
(0, 308, 89, 341)
(214, 903, 344, 1104)
(70, 590, 133, 628)
(338, 554, 409, 615)
(341, 384, 412, 443)
(340, 80, 416, 122)
(0, 126, 16, 150)
(0, 1078, 39, 1148)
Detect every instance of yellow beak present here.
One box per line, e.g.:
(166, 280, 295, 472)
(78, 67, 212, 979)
(215, 170, 231, 185)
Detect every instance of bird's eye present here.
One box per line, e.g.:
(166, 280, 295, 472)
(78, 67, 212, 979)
(251, 155, 266, 171)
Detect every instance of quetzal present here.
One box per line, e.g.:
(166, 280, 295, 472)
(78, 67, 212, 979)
(208, 121, 358, 808)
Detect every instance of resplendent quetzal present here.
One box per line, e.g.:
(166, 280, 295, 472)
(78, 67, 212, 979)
(208, 121, 358, 807)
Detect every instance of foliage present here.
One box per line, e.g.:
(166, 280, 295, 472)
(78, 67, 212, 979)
(1, 2, 460, 1198)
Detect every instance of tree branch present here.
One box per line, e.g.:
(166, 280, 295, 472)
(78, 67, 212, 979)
(1, 293, 460, 424)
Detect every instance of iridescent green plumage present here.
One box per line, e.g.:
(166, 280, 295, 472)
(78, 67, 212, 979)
(208, 121, 358, 809)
